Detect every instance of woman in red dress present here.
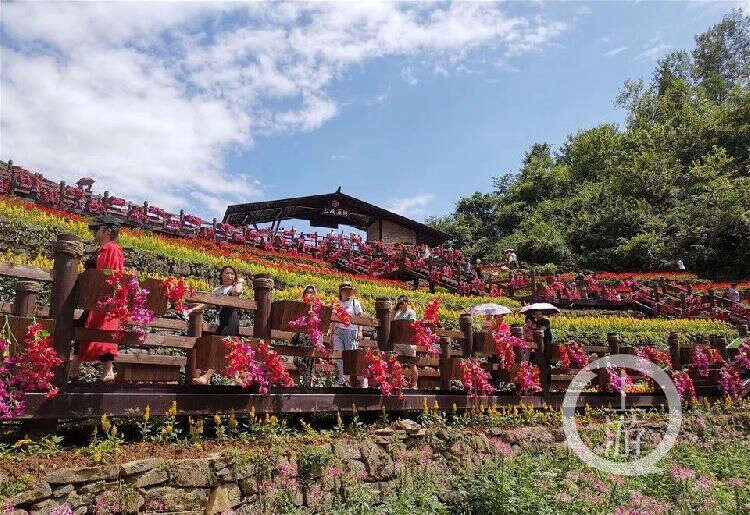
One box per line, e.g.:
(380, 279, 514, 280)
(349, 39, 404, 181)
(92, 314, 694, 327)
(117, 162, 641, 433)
(77, 217, 125, 382)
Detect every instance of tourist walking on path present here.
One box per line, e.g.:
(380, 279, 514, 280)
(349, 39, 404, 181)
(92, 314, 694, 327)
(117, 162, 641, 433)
(332, 282, 367, 387)
(76, 216, 125, 383)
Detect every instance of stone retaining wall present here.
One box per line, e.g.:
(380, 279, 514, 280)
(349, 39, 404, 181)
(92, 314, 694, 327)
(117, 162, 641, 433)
(4, 420, 562, 514)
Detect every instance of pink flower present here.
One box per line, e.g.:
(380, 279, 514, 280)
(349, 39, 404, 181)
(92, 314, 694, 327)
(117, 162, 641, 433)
(695, 476, 717, 491)
(669, 465, 696, 482)
(718, 365, 742, 398)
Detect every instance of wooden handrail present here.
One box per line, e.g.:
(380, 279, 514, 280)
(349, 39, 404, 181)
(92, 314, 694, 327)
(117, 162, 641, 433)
(0, 262, 52, 282)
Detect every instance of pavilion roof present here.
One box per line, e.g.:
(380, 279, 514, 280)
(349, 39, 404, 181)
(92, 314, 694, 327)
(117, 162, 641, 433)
(223, 188, 450, 245)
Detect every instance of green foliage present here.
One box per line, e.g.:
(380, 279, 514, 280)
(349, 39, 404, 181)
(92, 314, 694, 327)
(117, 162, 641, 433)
(0, 435, 63, 459)
(430, 11, 750, 278)
(0, 475, 32, 502)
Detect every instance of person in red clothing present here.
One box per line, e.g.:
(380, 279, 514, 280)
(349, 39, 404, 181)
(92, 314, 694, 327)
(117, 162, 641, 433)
(74, 216, 125, 383)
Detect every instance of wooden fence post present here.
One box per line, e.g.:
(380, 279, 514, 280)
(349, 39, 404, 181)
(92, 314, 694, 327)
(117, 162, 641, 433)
(375, 298, 393, 351)
(668, 332, 680, 369)
(13, 280, 40, 317)
(534, 329, 549, 398)
(716, 336, 728, 359)
(607, 332, 620, 356)
(185, 310, 203, 384)
(50, 232, 84, 386)
(252, 274, 274, 339)
(439, 338, 452, 390)
(459, 313, 473, 358)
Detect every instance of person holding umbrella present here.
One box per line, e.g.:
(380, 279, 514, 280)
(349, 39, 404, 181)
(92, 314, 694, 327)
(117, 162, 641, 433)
(469, 303, 512, 334)
(519, 303, 559, 345)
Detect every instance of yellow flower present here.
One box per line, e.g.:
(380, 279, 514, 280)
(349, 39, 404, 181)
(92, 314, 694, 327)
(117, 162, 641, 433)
(143, 405, 151, 422)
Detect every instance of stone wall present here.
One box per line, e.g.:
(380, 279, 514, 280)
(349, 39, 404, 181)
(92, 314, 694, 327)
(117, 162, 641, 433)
(5, 419, 554, 515)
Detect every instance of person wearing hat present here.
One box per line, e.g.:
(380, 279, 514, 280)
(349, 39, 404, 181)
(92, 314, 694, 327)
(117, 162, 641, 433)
(332, 282, 367, 387)
(72, 216, 125, 382)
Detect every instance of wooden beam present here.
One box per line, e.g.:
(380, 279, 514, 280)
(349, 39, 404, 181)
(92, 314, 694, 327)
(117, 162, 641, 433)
(18, 386, 704, 419)
(0, 262, 52, 282)
(185, 292, 257, 310)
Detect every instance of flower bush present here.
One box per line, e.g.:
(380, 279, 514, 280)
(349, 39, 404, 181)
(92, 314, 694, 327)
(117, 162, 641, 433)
(513, 362, 542, 395)
(558, 341, 588, 370)
(411, 298, 441, 356)
(161, 276, 190, 312)
(670, 370, 696, 401)
(223, 337, 294, 394)
(96, 271, 155, 342)
(635, 346, 672, 370)
(0, 323, 62, 418)
(288, 297, 328, 358)
(718, 365, 742, 398)
(689, 345, 724, 377)
(363, 350, 405, 399)
(459, 358, 494, 397)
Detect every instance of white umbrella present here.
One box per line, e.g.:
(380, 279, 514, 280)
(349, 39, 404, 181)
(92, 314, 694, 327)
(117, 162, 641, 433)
(469, 303, 513, 316)
(519, 302, 560, 314)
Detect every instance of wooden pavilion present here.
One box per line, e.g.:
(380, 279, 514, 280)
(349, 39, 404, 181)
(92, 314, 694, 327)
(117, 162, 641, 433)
(223, 188, 450, 246)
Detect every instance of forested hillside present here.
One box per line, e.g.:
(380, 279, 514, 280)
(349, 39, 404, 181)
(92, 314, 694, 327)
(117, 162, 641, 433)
(429, 10, 750, 278)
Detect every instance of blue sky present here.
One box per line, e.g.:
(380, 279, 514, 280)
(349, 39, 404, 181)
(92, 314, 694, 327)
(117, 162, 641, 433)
(1, 1, 745, 230)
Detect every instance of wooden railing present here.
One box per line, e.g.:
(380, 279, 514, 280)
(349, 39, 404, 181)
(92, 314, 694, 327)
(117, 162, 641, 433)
(0, 233, 745, 420)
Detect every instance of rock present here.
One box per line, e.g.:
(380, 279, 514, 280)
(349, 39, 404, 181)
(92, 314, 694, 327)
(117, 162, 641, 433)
(9, 482, 52, 507)
(394, 430, 408, 440)
(172, 459, 216, 487)
(332, 440, 362, 461)
(120, 458, 165, 476)
(394, 419, 420, 432)
(45, 466, 119, 485)
(205, 483, 242, 515)
(52, 485, 74, 498)
(78, 482, 105, 495)
(374, 436, 391, 446)
(409, 428, 427, 438)
(129, 468, 168, 488)
(374, 428, 394, 437)
(72, 508, 87, 515)
(215, 467, 235, 482)
(63, 491, 89, 509)
(210, 456, 233, 472)
(29, 498, 60, 514)
(359, 440, 395, 481)
(143, 487, 209, 512)
(237, 478, 256, 497)
(6, 510, 28, 515)
(119, 491, 144, 514)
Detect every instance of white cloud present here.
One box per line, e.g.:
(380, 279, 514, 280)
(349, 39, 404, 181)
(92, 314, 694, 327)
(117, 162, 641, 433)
(604, 46, 629, 57)
(401, 66, 419, 86)
(1, 2, 571, 216)
(387, 194, 435, 219)
(637, 43, 672, 61)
